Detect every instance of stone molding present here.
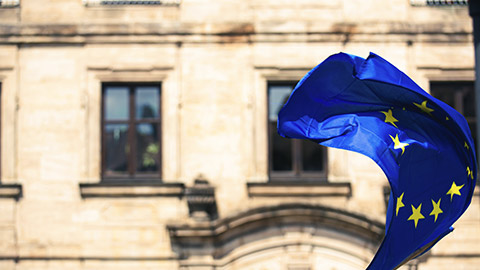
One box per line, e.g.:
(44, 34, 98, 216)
(83, 0, 180, 6)
(0, 22, 471, 45)
(0, 183, 22, 200)
(247, 181, 351, 197)
(410, 0, 468, 6)
(0, 0, 19, 7)
(79, 181, 184, 198)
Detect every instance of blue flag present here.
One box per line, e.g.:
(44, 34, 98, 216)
(277, 52, 477, 269)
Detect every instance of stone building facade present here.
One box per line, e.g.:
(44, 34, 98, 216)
(0, 0, 478, 269)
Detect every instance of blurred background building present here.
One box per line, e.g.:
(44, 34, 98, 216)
(0, 0, 478, 269)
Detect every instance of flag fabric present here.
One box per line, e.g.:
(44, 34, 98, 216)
(277, 52, 477, 269)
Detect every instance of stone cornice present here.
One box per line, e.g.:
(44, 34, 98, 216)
(0, 21, 472, 45)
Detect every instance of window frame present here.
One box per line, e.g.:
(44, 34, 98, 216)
(101, 82, 162, 181)
(267, 81, 328, 181)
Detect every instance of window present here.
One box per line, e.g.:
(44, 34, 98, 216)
(430, 81, 476, 144)
(102, 83, 161, 180)
(268, 82, 327, 180)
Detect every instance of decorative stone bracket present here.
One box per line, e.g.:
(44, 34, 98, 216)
(185, 179, 218, 221)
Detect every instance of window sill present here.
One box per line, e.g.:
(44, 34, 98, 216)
(83, 0, 181, 6)
(79, 180, 184, 198)
(0, 184, 22, 200)
(0, 0, 20, 8)
(247, 181, 351, 197)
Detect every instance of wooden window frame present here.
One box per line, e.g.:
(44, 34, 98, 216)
(101, 82, 162, 181)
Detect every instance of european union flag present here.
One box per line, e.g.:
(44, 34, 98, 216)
(277, 52, 477, 269)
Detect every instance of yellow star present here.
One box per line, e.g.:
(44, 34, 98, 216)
(413, 100, 434, 115)
(446, 181, 464, 201)
(429, 198, 443, 223)
(396, 192, 405, 216)
(381, 109, 398, 128)
(468, 166, 474, 180)
(408, 203, 425, 229)
(465, 142, 469, 150)
(389, 134, 409, 155)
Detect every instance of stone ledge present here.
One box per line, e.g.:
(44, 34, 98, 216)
(79, 181, 184, 198)
(0, 0, 19, 7)
(0, 184, 22, 200)
(410, 0, 468, 6)
(247, 181, 351, 197)
(0, 22, 471, 43)
(83, 0, 181, 6)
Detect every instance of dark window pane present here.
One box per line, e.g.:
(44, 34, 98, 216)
(469, 122, 477, 145)
(136, 123, 159, 172)
(462, 84, 475, 118)
(431, 87, 455, 108)
(302, 139, 325, 171)
(268, 85, 293, 121)
(136, 86, 159, 119)
(271, 122, 292, 171)
(431, 81, 476, 146)
(105, 87, 129, 120)
(105, 124, 129, 173)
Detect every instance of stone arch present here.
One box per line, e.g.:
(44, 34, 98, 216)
(168, 203, 384, 269)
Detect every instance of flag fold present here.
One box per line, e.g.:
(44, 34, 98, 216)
(277, 52, 477, 269)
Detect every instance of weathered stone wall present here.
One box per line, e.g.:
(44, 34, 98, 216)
(0, 0, 477, 269)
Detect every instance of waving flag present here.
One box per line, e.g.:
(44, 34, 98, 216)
(277, 52, 477, 269)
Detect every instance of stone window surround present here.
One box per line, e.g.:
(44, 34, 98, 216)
(0, 63, 21, 200)
(79, 64, 182, 197)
